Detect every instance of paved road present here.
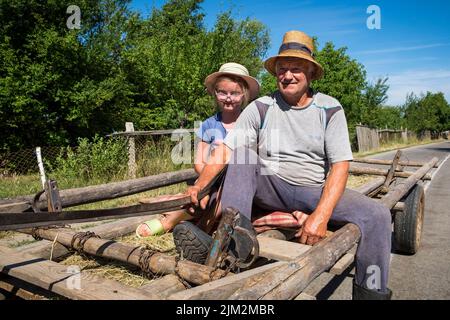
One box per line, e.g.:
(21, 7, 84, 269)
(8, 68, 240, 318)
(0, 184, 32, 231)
(303, 141, 450, 300)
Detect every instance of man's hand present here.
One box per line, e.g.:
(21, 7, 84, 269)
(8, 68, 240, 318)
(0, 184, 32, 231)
(295, 212, 328, 245)
(186, 185, 210, 214)
(295, 161, 349, 245)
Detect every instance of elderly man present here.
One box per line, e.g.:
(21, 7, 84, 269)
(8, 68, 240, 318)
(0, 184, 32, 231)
(177, 30, 392, 300)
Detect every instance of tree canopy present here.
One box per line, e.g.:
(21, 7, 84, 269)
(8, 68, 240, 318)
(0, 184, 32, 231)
(1, 0, 448, 152)
(0, 0, 269, 151)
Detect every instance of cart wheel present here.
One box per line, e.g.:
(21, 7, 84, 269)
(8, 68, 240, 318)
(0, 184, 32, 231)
(393, 183, 425, 254)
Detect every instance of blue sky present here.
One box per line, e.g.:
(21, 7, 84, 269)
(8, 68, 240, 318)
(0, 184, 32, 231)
(130, 0, 450, 106)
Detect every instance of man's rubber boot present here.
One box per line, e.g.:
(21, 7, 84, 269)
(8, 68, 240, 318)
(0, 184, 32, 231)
(352, 281, 393, 300)
(173, 221, 213, 265)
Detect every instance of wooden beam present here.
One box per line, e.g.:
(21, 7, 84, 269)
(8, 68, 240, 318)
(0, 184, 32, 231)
(295, 292, 317, 300)
(353, 158, 439, 168)
(0, 169, 197, 213)
(328, 253, 355, 275)
(139, 274, 186, 299)
(18, 214, 161, 260)
(257, 235, 311, 261)
(107, 128, 195, 137)
(349, 166, 432, 180)
(0, 274, 55, 300)
(381, 150, 402, 192)
(20, 227, 228, 285)
(380, 157, 439, 209)
(167, 261, 286, 300)
(227, 223, 361, 300)
(0, 246, 160, 300)
(328, 245, 357, 275)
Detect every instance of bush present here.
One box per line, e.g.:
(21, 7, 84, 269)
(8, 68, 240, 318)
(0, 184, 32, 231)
(50, 136, 128, 182)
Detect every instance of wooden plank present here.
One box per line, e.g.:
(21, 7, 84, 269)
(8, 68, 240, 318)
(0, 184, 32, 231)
(0, 274, 57, 300)
(0, 169, 197, 212)
(295, 292, 317, 300)
(228, 223, 361, 300)
(0, 202, 29, 213)
(328, 253, 354, 275)
(0, 246, 159, 300)
(294, 272, 335, 300)
(139, 274, 186, 299)
(257, 235, 311, 261)
(167, 261, 286, 300)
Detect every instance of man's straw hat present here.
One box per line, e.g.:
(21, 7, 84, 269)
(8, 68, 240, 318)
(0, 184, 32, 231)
(264, 30, 324, 80)
(204, 63, 260, 100)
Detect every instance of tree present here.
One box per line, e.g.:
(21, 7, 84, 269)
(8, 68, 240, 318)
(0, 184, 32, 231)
(404, 92, 450, 133)
(361, 77, 398, 128)
(120, 1, 269, 130)
(0, 0, 270, 151)
(312, 42, 367, 129)
(0, 0, 135, 151)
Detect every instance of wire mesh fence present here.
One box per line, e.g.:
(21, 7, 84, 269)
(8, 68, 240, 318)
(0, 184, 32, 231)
(0, 135, 196, 178)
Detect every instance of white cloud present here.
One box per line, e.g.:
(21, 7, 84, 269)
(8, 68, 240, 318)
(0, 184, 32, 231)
(375, 69, 450, 105)
(356, 43, 450, 55)
(363, 56, 438, 66)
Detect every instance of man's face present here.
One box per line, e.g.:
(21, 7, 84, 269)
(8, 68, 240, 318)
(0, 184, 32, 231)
(276, 58, 314, 99)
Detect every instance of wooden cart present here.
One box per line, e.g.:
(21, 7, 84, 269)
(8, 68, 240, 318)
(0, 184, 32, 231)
(0, 151, 439, 300)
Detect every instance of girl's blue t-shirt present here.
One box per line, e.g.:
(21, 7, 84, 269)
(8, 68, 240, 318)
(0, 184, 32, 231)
(196, 113, 228, 146)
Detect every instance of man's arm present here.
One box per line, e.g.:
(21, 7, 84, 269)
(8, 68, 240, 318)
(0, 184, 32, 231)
(187, 143, 232, 210)
(296, 161, 349, 245)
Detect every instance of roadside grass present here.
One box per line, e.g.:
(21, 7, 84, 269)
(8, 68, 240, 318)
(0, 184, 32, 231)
(353, 138, 444, 158)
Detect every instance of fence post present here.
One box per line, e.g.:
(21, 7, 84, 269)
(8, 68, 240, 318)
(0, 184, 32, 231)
(125, 122, 136, 179)
(35, 147, 47, 189)
(402, 127, 408, 143)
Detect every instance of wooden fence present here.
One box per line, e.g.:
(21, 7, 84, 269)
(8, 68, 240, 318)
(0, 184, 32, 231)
(356, 125, 380, 152)
(356, 125, 422, 152)
(110, 122, 195, 179)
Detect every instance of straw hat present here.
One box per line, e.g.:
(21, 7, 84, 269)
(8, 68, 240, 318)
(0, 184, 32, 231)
(204, 63, 260, 100)
(264, 30, 324, 80)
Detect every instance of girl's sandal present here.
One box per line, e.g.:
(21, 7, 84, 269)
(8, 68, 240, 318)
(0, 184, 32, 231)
(136, 219, 166, 238)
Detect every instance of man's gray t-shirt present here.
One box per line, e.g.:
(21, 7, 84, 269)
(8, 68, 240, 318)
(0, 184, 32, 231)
(223, 90, 353, 187)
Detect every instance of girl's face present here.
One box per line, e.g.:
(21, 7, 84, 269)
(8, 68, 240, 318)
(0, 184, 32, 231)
(214, 79, 244, 113)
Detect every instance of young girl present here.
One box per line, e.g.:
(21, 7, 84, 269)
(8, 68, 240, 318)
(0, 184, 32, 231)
(136, 63, 260, 237)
